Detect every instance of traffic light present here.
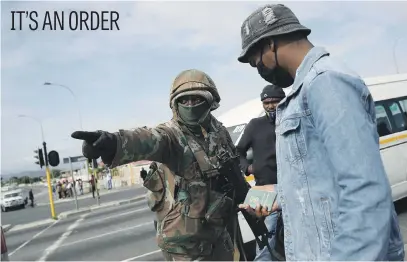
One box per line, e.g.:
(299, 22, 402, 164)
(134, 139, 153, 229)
(34, 148, 45, 169)
(48, 150, 60, 167)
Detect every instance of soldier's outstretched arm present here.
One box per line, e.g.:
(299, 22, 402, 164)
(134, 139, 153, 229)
(71, 126, 177, 169)
(110, 126, 175, 168)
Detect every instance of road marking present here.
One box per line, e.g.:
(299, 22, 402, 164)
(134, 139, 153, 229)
(8, 218, 55, 233)
(59, 221, 152, 248)
(9, 220, 58, 257)
(37, 214, 87, 261)
(121, 249, 161, 261)
(81, 207, 149, 225)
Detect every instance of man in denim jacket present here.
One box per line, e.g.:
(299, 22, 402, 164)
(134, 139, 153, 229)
(237, 4, 405, 261)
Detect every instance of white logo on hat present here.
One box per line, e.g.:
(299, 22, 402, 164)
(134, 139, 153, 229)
(244, 22, 250, 36)
(264, 93, 268, 98)
(262, 7, 277, 25)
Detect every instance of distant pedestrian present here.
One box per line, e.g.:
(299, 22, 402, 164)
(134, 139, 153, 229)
(57, 182, 62, 199)
(28, 189, 34, 207)
(107, 169, 112, 190)
(140, 167, 147, 181)
(78, 179, 83, 195)
(89, 175, 96, 198)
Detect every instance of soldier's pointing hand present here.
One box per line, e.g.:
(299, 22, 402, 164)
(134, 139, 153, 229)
(71, 130, 117, 165)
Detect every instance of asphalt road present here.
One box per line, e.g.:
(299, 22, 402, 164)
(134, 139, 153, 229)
(4, 198, 407, 261)
(1, 186, 147, 226)
(5, 200, 164, 261)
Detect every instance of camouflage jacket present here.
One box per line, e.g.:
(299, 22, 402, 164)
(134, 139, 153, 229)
(110, 116, 236, 255)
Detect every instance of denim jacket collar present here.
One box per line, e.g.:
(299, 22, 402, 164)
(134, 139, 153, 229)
(285, 47, 330, 101)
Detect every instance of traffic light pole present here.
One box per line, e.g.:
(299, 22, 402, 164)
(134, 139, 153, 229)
(43, 142, 57, 219)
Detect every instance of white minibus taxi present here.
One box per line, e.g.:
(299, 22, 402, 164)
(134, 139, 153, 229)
(218, 73, 407, 258)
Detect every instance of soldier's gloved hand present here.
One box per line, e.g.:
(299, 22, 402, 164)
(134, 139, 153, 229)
(71, 130, 117, 165)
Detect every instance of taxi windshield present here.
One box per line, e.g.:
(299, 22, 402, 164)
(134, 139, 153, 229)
(225, 124, 247, 144)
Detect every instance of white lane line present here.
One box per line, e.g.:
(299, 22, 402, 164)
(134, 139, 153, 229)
(121, 249, 161, 261)
(9, 220, 59, 257)
(81, 207, 149, 225)
(59, 221, 152, 248)
(37, 214, 87, 261)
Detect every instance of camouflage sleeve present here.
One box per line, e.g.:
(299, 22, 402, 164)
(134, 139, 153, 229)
(109, 125, 181, 168)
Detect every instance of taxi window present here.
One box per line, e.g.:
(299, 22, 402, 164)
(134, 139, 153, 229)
(399, 98, 407, 112)
(388, 101, 407, 131)
(226, 124, 247, 144)
(375, 104, 393, 137)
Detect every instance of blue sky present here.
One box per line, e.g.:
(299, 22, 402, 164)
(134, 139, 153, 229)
(1, 0, 407, 174)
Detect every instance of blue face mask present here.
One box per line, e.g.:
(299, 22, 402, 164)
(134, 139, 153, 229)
(266, 109, 276, 123)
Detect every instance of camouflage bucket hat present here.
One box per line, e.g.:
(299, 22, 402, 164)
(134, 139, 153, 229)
(169, 69, 220, 111)
(238, 4, 311, 63)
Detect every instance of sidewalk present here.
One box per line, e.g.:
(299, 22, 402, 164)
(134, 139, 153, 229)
(37, 185, 142, 206)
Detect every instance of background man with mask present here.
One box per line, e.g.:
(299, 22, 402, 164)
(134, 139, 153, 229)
(71, 69, 238, 261)
(236, 84, 285, 261)
(236, 3, 405, 261)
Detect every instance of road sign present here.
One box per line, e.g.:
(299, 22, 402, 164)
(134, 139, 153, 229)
(63, 156, 87, 164)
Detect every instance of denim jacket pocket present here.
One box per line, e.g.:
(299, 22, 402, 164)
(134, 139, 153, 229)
(279, 117, 307, 163)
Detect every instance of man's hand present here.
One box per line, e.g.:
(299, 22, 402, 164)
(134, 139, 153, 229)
(238, 184, 278, 218)
(71, 130, 117, 164)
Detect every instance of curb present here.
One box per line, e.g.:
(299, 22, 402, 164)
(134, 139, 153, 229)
(2, 224, 12, 233)
(36, 187, 141, 206)
(4, 194, 147, 233)
(57, 194, 146, 219)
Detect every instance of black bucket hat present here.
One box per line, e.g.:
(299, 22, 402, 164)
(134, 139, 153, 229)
(238, 4, 311, 63)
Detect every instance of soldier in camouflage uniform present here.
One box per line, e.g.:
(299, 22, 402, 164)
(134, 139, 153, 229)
(71, 69, 237, 261)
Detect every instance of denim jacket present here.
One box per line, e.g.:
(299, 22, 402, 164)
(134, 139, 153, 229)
(274, 47, 405, 261)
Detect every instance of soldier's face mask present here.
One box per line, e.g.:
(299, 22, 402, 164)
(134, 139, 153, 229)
(177, 98, 210, 126)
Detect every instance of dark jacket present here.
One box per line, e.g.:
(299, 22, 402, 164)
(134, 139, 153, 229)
(140, 169, 148, 180)
(236, 115, 277, 185)
(29, 190, 34, 200)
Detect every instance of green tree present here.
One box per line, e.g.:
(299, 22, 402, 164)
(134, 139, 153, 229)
(10, 176, 19, 184)
(52, 169, 62, 178)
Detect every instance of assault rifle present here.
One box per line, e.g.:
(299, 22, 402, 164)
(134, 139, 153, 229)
(217, 151, 274, 256)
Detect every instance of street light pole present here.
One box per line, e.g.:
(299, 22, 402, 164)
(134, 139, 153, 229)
(17, 114, 57, 219)
(43, 82, 90, 202)
(43, 82, 83, 130)
(18, 115, 45, 143)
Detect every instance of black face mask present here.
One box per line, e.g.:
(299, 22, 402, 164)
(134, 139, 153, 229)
(257, 46, 294, 88)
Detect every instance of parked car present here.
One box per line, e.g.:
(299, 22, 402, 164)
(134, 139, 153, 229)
(1, 188, 26, 212)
